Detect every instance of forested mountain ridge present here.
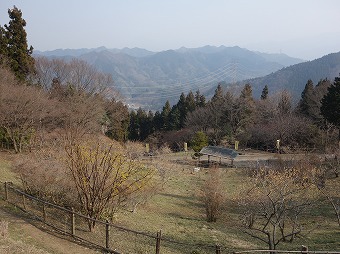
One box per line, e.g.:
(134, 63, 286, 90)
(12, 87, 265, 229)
(229, 51, 340, 99)
(34, 45, 304, 109)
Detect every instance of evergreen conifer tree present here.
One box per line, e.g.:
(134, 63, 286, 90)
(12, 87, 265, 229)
(260, 85, 269, 100)
(161, 100, 172, 130)
(153, 111, 163, 131)
(1, 6, 34, 81)
(298, 79, 315, 117)
(195, 89, 206, 107)
(128, 110, 139, 140)
(176, 93, 187, 128)
(186, 91, 196, 112)
(211, 83, 224, 104)
(321, 76, 340, 141)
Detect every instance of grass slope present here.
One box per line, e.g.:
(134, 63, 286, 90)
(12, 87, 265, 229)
(0, 151, 339, 253)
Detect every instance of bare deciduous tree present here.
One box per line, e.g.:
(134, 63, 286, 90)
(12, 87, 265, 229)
(202, 166, 225, 222)
(14, 145, 75, 204)
(65, 141, 155, 231)
(34, 57, 114, 96)
(318, 183, 340, 227)
(0, 70, 52, 152)
(238, 167, 319, 250)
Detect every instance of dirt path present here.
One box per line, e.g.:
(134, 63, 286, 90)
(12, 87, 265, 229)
(0, 203, 100, 254)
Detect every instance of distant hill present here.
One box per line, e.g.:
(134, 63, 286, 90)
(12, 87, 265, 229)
(34, 46, 155, 58)
(34, 45, 304, 109)
(222, 51, 340, 101)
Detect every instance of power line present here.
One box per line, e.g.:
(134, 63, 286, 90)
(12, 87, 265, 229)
(117, 61, 260, 104)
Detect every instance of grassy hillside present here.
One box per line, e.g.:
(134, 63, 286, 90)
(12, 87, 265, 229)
(0, 152, 339, 253)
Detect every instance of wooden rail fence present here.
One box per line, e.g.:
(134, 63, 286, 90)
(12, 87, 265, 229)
(1, 182, 339, 254)
(0, 181, 223, 253)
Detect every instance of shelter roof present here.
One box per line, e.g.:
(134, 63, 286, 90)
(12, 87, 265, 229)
(200, 146, 238, 159)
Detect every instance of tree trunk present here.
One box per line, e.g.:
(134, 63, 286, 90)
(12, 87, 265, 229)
(267, 233, 275, 253)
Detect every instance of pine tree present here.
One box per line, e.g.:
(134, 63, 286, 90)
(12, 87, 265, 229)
(128, 110, 139, 140)
(2, 6, 35, 81)
(195, 89, 206, 107)
(321, 76, 340, 140)
(240, 83, 253, 99)
(312, 79, 331, 123)
(153, 111, 162, 131)
(238, 83, 256, 125)
(176, 93, 187, 128)
(136, 108, 150, 140)
(298, 79, 315, 117)
(169, 106, 181, 130)
(211, 83, 224, 104)
(297, 79, 330, 124)
(226, 83, 256, 138)
(161, 100, 172, 130)
(260, 85, 269, 100)
(186, 91, 196, 112)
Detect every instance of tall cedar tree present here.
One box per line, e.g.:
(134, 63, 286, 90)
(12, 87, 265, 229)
(186, 91, 196, 112)
(128, 111, 139, 140)
(260, 85, 269, 100)
(153, 111, 162, 131)
(195, 89, 206, 107)
(298, 79, 315, 118)
(237, 83, 256, 131)
(211, 83, 224, 104)
(161, 100, 172, 130)
(176, 93, 187, 128)
(321, 76, 340, 141)
(169, 106, 181, 130)
(1, 6, 34, 81)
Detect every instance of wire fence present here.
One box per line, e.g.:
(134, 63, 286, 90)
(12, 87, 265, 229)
(0, 181, 224, 254)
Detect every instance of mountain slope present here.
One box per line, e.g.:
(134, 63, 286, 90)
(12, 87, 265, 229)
(34, 45, 304, 109)
(218, 52, 340, 100)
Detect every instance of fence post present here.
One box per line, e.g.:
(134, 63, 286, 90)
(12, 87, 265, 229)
(155, 230, 162, 254)
(71, 207, 75, 236)
(4, 182, 8, 201)
(105, 220, 110, 250)
(215, 244, 221, 254)
(43, 203, 46, 223)
(22, 194, 26, 211)
(301, 245, 308, 254)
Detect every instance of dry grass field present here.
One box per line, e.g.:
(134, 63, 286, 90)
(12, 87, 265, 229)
(0, 150, 339, 253)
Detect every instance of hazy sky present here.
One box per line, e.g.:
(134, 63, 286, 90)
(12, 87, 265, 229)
(1, 0, 339, 60)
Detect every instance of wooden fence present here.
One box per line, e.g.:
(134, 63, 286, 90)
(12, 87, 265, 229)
(233, 250, 340, 254)
(1, 182, 339, 254)
(0, 181, 223, 254)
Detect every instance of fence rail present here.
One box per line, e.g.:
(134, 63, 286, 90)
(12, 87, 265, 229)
(2, 181, 338, 254)
(0, 181, 223, 253)
(234, 251, 340, 254)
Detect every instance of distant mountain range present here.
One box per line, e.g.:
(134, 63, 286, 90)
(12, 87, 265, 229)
(34, 46, 339, 109)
